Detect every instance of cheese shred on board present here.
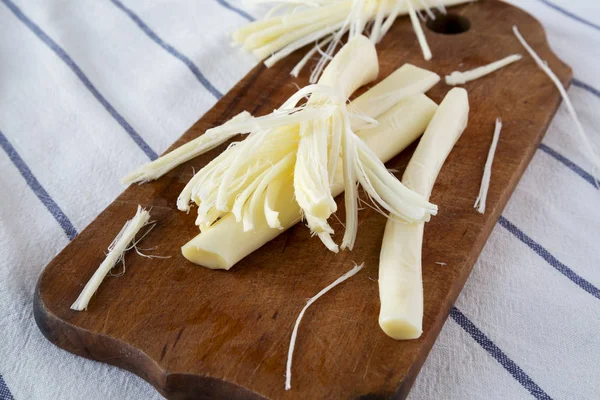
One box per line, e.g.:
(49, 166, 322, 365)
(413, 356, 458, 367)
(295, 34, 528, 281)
(474, 118, 502, 214)
(71, 206, 152, 311)
(445, 54, 522, 85)
(285, 263, 364, 390)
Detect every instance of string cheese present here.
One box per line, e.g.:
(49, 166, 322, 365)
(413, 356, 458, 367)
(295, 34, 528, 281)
(474, 118, 502, 214)
(71, 206, 152, 311)
(445, 54, 522, 85)
(378, 88, 469, 340)
(407, 0, 432, 61)
(513, 25, 600, 175)
(285, 263, 364, 390)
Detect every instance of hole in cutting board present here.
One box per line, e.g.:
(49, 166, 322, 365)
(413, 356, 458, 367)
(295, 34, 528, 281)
(426, 13, 471, 35)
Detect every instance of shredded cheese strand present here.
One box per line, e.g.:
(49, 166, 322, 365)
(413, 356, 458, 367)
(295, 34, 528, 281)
(513, 25, 600, 174)
(474, 118, 502, 214)
(285, 263, 364, 390)
(264, 179, 285, 229)
(291, 35, 334, 78)
(414, 6, 426, 22)
(407, 0, 432, 61)
(379, 0, 404, 38)
(434, 0, 447, 13)
(445, 54, 522, 85)
(71, 206, 152, 311)
(121, 111, 251, 185)
(263, 3, 288, 19)
(309, 8, 353, 83)
(416, 0, 436, 19)
(369, 1, 387, 43)
(340, 113, 359, 250)
(264, 21, 345, 67)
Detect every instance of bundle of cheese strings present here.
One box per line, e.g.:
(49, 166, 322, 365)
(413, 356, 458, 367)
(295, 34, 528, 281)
(123, 35, 445, 270)
(233, 0, 476, 82)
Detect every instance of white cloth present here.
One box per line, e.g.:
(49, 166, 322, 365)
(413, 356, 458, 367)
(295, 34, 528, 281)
(0, 1, 598, 399)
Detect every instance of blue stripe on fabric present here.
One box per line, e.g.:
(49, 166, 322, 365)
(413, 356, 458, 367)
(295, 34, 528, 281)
(538, 0, 600, 33)
(450, 307, 553, 400)
(215, 0, 255, 22)
(572, 78, 600, 99)
(539, 143, 598, 188)
(1, 0, 158, 161)
(0, 131, 78, 241)
(498, 216, 600, 300)
(0, 375, 14, 400)
(110, 0, 223, 99)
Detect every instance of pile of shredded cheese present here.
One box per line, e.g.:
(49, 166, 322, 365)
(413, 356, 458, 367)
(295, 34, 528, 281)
(234, 0, 477, 82)
(124, 36, 438, 254)
(185, 67, 439, 253)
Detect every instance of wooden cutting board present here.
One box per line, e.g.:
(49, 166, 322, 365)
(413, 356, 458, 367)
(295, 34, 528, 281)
(34, 1, 571, 399)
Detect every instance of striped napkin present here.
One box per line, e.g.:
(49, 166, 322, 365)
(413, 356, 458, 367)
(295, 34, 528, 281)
(0, 1, 598, 399)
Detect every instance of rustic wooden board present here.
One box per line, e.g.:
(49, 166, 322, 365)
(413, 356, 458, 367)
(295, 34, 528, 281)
(34, 1, 571, 399)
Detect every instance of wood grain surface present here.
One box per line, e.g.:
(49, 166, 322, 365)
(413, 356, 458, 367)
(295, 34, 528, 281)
(34, 1, 571, 399)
